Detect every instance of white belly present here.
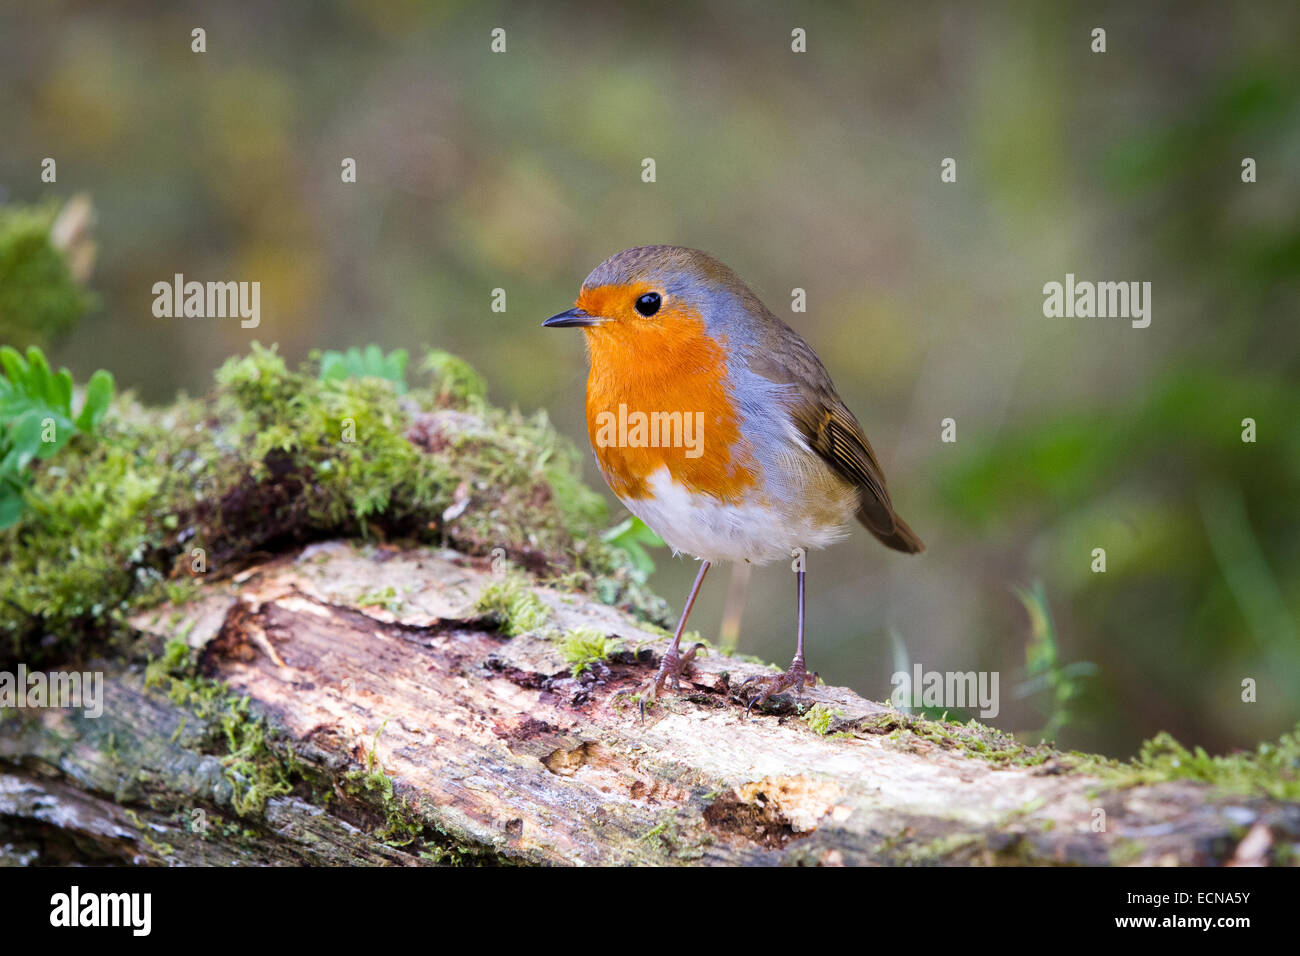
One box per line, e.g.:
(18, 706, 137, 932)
(620, 467, 851, 565)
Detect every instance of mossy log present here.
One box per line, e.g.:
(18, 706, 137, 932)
(3, 539, 1297, 866)
(1, 343, 1295, 866)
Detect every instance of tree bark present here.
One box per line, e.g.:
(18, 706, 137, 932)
(1, 539, 1294, 866)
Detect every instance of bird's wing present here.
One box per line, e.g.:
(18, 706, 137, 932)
(742, 315, 924, 553)
(788, 393, 896, 533)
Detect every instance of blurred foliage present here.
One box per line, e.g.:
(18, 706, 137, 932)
(0, 201, 95, 349)
(601, 515, 666, 584)
(941, 369, 1300, 531)
(1012, 581, 1097, 743)
(1100, 63, 1300, 345)
(318, 344, 409, 393)
(939, 367, 1299, 744)
(0, 344, 113, 527)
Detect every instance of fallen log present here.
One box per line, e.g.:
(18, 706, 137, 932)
(3, 539, 1295, 866)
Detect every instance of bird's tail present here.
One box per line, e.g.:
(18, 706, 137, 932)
(858, 506, 925, 554)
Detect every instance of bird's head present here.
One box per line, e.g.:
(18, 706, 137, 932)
(543, 246, 764, 350)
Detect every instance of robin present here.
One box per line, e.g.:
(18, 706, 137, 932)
(544, 246, 923, 712)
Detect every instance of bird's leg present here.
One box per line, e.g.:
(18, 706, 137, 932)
(640, 560, 710, 707)
(741, 563, 818, 714)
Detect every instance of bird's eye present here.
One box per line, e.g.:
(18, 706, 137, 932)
(635, 292, 662, 317)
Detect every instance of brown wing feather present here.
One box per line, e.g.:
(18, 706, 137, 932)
(791, 399, 924, 553)
(743, 316, 925, 555)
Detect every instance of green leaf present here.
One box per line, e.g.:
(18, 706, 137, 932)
(74, 369, 115, 431)
(52, 367, 74, 413)
(602, 516, 666, 582)
(0, 345, 115, 527)
(34, 414, 76, 459)
(3, 410, 50, 470)
(0, 486, 25, 530)
(25, 346, 65, 413)
(318, 351, 346, 382)
(0, 346, 28, 388)
(386, 348, 409, 385)
(318, 346, 407, 394)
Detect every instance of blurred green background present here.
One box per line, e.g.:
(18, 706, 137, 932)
(1, 0, 1297, 757)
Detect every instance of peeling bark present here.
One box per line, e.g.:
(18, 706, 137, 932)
(2, 540, 1296, 866)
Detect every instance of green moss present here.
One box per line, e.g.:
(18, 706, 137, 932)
(900, 831, 987, 865)
(355, 585, 403, 614)
(858, 706, 1300, 801)
(422, 349, 487, 404)
(855, 710, 1056, 766)
(1118, 725, 1300, 800)
(802, 703, 845, 736)
(558, 627, 621, 677)
(218, 696, 297, 817)
(340, 724, 424, 848)
(141, 643, 506, 861)
(144, 638, 195, 689)
(637, 809, 695, 859)
(124, 808, 177, 861)
(0, 344, 640, 666)
(144, 640, 296, 817)
(638, 820, 669, 842)
(1108, 838, 1145, 866)
(874, 818, 1046, 866)
(475, 573, 552, 636)
(337, 723, 510, 863)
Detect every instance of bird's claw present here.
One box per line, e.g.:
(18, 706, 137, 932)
(614, 642, 705, 722)
(740, 659, 818, 715)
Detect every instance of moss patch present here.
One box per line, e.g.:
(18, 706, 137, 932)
(144, 639, 297, 817)
(853, 710, 1056, 766)
(858, 708, 1300, 800)
(339, 724, 425, 848)
(475, 572, 553, 636)
(558, 627, 622, 677)
(802, 703, 844, 737)
(1121, 726, 1300, 800)
(0, 344, 663, 666)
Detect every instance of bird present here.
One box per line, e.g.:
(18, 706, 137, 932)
(543, 246, 923, 713)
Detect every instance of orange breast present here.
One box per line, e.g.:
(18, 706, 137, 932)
(581, 297, 758, 503)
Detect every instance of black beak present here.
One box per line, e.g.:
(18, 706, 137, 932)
(543, 308, 599, 328)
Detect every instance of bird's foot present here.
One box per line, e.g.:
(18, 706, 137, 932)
(739, 658, 818, 715)
(614, 642, 705, 720)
